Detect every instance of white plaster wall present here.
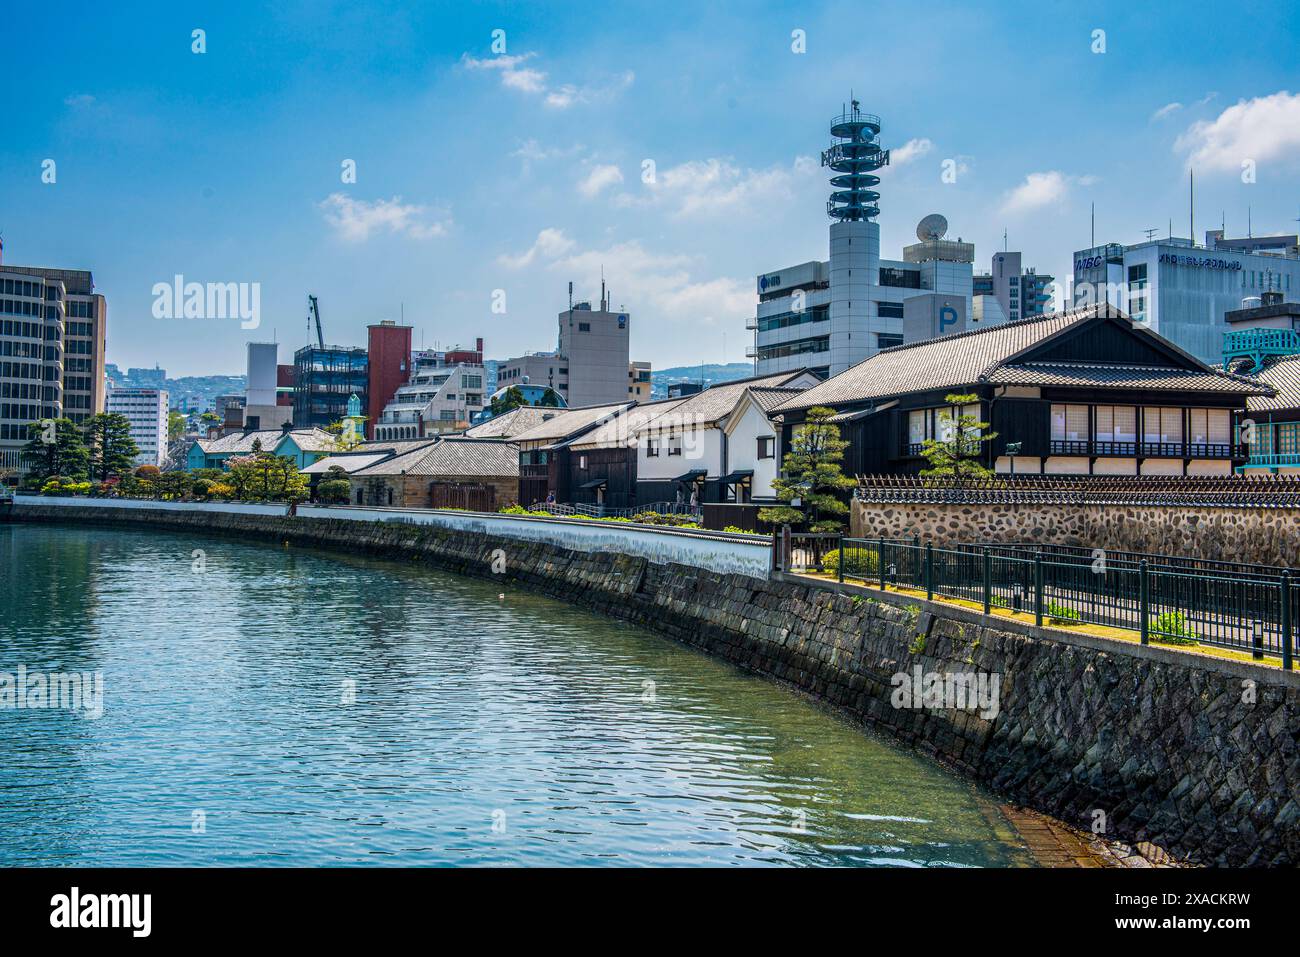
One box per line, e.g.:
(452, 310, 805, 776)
(725, 402, 781, 499)
(15, 495, 291, 516)
(297, 505, 773, 578)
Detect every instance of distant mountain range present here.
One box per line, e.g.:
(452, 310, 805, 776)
(650, 362, 753, 399)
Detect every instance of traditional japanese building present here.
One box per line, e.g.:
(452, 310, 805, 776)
(771, 303, 1269, 477)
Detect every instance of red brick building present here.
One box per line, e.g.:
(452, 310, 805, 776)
(366, 321, 413, 438)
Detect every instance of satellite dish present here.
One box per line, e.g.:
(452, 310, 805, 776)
(916, 214, 949, 242)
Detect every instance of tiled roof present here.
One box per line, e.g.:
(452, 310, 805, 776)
(301, 452, 395, 475)
(197, 428, 332, 455)
(772, 304, 1259, 412)
(508, 402, 632, 445)
(747, 387, 804, 412)
(284, 429, 340, 452)
(352, 437, 519, 478)
(987, 362, 1268, 394)
(564, 398, 687, 449)
(640, 371, 812, 430)
(462, 406, 556, 438)
(1245, 354, 1300, 412)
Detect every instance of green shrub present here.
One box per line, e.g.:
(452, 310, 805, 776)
(1045, 600, 1082, 624)
(1150, 611, 1198, 645)
(316, 478, 351, 504)
(823, 546, 880, 578)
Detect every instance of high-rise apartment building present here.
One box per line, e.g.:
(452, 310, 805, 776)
(106, 387, 168, 468)
(0, 249, 108, 473)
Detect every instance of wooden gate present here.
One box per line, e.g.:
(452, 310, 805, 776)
(428, 482, 495, 512)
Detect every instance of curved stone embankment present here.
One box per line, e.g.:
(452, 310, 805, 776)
(7, 502, 1299, 866)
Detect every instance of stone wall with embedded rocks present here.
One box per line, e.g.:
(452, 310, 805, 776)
(9, 501, 1299, 866)
(853, 498, 1300, 568)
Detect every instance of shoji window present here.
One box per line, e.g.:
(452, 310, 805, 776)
(908, 410, 929, 445)
(1094, 406, 1135, 443)
(1143, 407, 1183, 443)
(1051, 404, 1088, 441)
(1189, 409, 1231, 446)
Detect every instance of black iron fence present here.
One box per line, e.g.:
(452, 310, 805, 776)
(801, 534, 1296, 668)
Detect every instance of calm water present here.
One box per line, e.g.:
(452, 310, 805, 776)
(0, 524, 1032, 867)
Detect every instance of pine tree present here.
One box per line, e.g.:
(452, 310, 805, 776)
(83, 413, 140, 482)
(758, 406, 854, 533)
(918, 393, 998, 487)
(21, 418, 89, 482)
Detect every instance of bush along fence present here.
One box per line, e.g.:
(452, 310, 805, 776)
(780, 531, 1297, 669)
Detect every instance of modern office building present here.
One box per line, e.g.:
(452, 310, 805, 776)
(972, 251, 1054, 325)
(498, 286, 649, 407)
(292, 344, 368, 429)
(0, 253, 108, 473)
(106, 387, 168, 468)
(1071, 230, 1300, 365)
(558, 291, 633, 406)
(748, 105, 973, 379)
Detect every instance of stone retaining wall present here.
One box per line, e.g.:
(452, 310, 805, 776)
(853, 498, 1300, 568)
(8, 502, 1299, 866)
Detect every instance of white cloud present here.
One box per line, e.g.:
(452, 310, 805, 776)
(317, 193, 450, 242)
(1174, 90, 1300, 172)
(64, 93, 97, 108)
(891, 137, 933, 165)
(496, 231, 752, 329)
(617, 155, 818, 219)
(461, 53, 632, 110)
(578, 163, 624, 198)
(498, 228, 576, 269)
(1151, 102, 1183, 121)
(999, 171, 1098, 214)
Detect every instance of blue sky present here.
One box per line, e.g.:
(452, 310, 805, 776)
(2, 0, 1299, 376)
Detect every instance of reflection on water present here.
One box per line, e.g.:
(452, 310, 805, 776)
(0, 524, 1031, 866)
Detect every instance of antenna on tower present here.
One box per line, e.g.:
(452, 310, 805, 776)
(1143, 228, 1158, 242)
(1090, 203, 1095, 247)
(1189, 169, 1195, 246)
(1003, 228, 1008, 252)
(822, 100, 886, 222)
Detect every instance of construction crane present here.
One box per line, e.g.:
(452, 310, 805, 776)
(307, 294, 325, 349)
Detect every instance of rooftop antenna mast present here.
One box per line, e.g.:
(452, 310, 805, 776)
(1090, 203, 1095, 247)
(1003, 228, 1008, 252)
(1143, 228, 1158, 242)
(1189, 169, 1195, 246)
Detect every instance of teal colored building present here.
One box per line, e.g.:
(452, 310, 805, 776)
(187, 428, 337, 471)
